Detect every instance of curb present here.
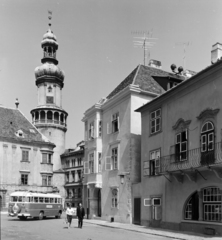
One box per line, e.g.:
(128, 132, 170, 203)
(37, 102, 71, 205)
(84, 220, 206, 240)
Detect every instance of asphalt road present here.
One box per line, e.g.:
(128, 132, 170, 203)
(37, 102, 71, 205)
(1, 214, 174, 240)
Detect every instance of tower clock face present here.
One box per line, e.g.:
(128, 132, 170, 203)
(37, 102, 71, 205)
(46, 96, 54, 104)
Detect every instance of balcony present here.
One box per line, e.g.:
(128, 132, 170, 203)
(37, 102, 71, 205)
(33, 119, 67, 127)
(159, 142, 222, 181)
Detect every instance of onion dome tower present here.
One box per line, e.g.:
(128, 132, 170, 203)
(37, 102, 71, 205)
(31, 14, 68, 171)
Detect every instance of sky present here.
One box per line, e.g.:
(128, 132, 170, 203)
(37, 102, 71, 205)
(1, 0, 222, 148)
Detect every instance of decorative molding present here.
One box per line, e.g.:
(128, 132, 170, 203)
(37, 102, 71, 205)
(196, 108, 220, 120)
(172, 118, 191, 130)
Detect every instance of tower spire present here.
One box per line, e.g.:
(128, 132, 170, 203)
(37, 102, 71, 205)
(48, 10, 52, 29)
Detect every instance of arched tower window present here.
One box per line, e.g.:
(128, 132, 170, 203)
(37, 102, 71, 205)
(35, 112, 39, 122)
(47, 111, 53, 121)
(200, 121, 215, 165)
(40, 111, 45, 121)
(54, 112, 59, 123)
(60, 114, 64, 123)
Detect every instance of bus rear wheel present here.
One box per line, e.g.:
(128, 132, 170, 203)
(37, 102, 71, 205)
(39, 212, 44, 220)
(55, 212, 61, 219)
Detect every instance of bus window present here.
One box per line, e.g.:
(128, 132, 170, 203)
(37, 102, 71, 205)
(45, 198, 49, 203)
(28, 197, 33, 202)
(22, 196, 27, 202)
(18, 196, 22, 202)
(58, 198, 61, 204)
(34, 197, 38, 203)
(55, 198, 57, 203)
(50, 198, 54, 203)
(39, 197, 43, 203)
(11, 196, 18, 202)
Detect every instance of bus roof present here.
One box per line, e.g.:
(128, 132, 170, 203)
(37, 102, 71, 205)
(10, 191, 62, 198)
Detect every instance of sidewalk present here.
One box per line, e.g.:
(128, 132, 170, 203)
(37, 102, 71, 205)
(83, 218, 221, 240)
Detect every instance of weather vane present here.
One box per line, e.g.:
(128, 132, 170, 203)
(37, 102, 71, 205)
(48, 10, 52, 28)
(132, 29, 158, 65)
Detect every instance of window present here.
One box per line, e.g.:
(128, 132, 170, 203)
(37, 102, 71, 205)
(203, 187, 221, 222)
(78, 170, 82, 181)
(72, 171, 75, 182)
(111, 188, 118, 208)
(46, 96, 54, 104)
(22, 150, 29, 161)
(66, 173, 69, 183)
(175, 130, 187, 161)
(111, 147, 118, 170)
(42, 175, 52, 186)
(99, 120, 102, 137)
(42, 153, 52, 164)
(112, 113, 119, 133)
(66, 160, 70, 168)
(98, 152, 102, 172)
(201, 121, 215, 165)
(150, 109, 161, 134)
(72, 159, 75, 167)
(89, 122, 94, 140)
(149, 150, 160, 175)
(21, 174, 28, 185)
(89, 153, 94, 173)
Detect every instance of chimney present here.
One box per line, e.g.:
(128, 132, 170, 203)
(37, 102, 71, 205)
(211, 43, 222, 64)
(148, 59, 162, 69)
(15, 98, 19, 109)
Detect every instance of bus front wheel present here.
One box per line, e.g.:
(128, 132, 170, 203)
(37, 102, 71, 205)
(39, 212, 44, 220)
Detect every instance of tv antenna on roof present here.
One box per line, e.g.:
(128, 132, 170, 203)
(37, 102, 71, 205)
(133, 29, 158, 65)
(175, 41, 191, 70)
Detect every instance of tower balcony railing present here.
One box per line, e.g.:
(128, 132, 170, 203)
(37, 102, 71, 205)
(159, 142, 222, 174)
(43, 52, 56, 59)
(33, 119, 67, 127)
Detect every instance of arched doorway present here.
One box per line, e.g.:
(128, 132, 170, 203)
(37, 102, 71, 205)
(200, 121, 215, 165)
(184, 191, 199, 220)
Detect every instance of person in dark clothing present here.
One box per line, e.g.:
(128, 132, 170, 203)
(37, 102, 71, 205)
(77, 203, 85, 228)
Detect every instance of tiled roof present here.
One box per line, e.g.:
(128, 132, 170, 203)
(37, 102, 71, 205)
(106, 64, 184, 99)
(0, 106, 52, 144)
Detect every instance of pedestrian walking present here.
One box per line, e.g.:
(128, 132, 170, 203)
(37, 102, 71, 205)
(77, 203, 85, 228)
(65, 203, 73, 228)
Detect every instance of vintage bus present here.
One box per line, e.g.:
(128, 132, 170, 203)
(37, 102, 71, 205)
(8, 191, 63, 220)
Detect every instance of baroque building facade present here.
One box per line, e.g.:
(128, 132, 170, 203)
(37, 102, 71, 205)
(133, 44, 222, 236)
(0, 105, 56, 209)
(82, 62, 184, 223)
(61, 141, 84, 208)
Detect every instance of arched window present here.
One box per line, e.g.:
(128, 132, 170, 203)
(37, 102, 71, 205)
(47, 111, 53, 121)
(200, 121, 215, 165)
(40, 111, 45, 121)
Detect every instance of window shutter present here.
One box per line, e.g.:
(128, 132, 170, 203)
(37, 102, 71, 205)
(105, 156, 112, 170)
(117, 116, 120, 131)
(84, 162, 89, 174)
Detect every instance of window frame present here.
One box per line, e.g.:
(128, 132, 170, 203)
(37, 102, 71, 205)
(21, 174, 28, 185)
(112, 112, 119, 133)
(89, 152, 94, 174)
(22, 150, 29, 162)
(111, 188, 118, 208)
(111, 147, 118, 170)
(89, 121, 94, 140)
(150, 109, 161, 135)
(175, 130, 188, 161)
(42, 174, 52, 186)
(149, 149, 161, 176)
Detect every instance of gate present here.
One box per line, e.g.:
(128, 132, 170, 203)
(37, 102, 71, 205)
(133, 198, 141, 225)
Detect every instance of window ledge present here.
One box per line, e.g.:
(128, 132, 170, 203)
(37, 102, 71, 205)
(181, 220, 222, 226)
(41, 163, 53, 165)
(149, 130, 162, 137)
(20, 161, 30, 163)
(109, 139, 121, 146)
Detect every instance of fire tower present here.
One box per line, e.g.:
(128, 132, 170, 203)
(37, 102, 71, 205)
(31, 21, 68, 171)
